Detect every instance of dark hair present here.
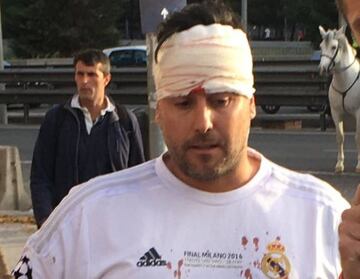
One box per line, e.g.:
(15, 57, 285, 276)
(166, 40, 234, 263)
(73, 49, 111, 75)
(155, 0, 241, 62)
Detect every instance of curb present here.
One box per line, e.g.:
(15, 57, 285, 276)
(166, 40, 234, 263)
(0, 250, 8, 278)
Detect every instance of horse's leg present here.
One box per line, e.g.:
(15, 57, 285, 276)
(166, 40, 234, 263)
(331, 110, 345, 173)
(355, 112, 360, 172)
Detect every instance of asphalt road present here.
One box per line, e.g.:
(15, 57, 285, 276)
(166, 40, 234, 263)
(0, 123, 359, 202)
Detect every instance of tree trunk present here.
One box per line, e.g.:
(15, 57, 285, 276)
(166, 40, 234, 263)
(283, 17, 288, 41)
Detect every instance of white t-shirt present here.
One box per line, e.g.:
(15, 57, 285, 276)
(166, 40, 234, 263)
(13, 149, 349, 279)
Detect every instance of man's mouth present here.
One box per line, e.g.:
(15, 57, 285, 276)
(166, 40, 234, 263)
(79, 90, 92, 96)
(187, 141, 223, 154)
(190, 143, 219, 149)
(185, 133, 223, 153)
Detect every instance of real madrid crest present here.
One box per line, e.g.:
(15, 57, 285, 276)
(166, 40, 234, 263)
(261, 239, 291, 279)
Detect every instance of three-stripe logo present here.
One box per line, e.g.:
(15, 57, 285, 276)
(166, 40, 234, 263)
(137, 247, 167, 267)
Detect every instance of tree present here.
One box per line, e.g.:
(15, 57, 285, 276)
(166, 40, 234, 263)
(280, 0, 338, 43)
(116, 0, 142, 40)
(1, 0, 342, 57)
(3, 0, 122, 58)
(247, 0, 337, 43)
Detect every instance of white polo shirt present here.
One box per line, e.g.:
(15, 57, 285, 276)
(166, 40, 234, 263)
(71, 95, 115, 134)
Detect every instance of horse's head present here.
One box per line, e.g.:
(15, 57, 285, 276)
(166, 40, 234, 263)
(318, 25, 352, 75)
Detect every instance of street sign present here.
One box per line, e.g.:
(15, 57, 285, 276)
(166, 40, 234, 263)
(139, 0, 186, 159)
(139, 0, 186, 33)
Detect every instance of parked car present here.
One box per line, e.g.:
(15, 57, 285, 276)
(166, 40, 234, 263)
(260, 104, 328, 114)
(3, 60, 10, 68)
(103, 45, 147, 67)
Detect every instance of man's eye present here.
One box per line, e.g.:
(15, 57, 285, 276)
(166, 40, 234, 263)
(211, 97, 230, 107)
(175, 100, 190, 108)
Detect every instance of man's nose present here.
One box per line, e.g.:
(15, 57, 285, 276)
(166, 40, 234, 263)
(193, 102, 213, 134)
(82, 74, 89, 83)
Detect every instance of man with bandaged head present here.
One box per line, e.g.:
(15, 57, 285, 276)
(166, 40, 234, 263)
(12, 1, 349, 278)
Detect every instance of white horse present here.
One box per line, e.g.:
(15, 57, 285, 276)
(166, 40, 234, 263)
(319, 25, 360, 173)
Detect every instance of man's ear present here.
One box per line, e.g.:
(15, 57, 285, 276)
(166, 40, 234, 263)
(250, 97, 256, 119)
(155, 103, 161, 125)
(104, 73, 112, 87)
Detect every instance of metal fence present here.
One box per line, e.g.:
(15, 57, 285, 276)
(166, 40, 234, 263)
(0, 60, 330, 128)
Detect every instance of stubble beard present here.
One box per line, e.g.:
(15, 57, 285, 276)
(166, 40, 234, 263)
(78, 87, 94, 99)
(168, 134, 245, 181)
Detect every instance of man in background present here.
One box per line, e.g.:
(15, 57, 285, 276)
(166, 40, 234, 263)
(30, 49, 145, 228)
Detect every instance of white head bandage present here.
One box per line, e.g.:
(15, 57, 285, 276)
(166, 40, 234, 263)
(154, 23, 255, 101)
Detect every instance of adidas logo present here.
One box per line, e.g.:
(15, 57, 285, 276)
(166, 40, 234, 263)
(137, 247, 167, 267)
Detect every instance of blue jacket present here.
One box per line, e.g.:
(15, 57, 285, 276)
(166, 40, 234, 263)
(30, 99, 145, 226)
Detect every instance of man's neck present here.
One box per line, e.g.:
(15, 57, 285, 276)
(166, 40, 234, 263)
(79, 97, 107, 121)
(163, 152, 260, 193)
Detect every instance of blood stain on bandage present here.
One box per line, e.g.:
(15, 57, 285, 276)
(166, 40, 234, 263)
(190, 85, 204, 94)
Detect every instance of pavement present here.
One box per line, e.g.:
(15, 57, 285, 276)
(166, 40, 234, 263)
(0, 211, 36, 277)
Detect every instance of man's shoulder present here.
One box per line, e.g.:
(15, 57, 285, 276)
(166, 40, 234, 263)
(116, 105, 141, 125)
(28, 160, 158, 251)
(44, 98, 74, 117)
(109, 104, 134, 129)
(252, 149, 347, 207)
(43, 104, 63, 116)
(43, 103, 71, 121)
(267, 160, 349, 210)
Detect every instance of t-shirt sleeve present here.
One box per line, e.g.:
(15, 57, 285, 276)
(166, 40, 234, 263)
(12, 245, 64, 279)
(12, 204, 91, 278)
